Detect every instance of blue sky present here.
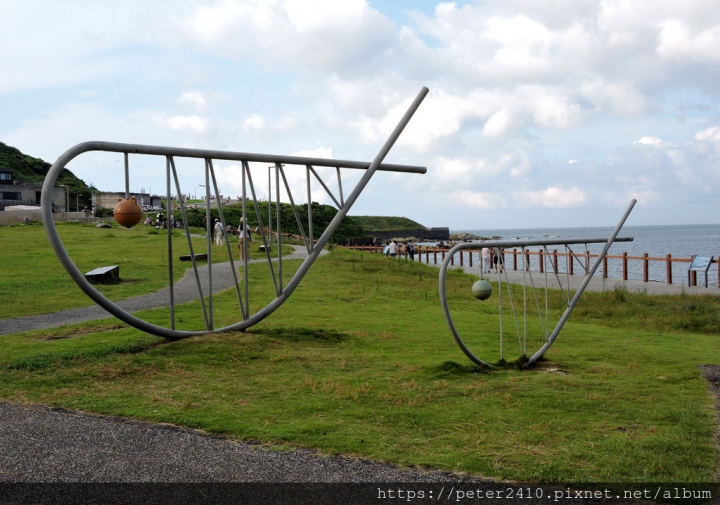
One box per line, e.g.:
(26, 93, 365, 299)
(2, 0, 720, 229)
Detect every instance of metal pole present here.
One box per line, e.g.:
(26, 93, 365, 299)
(307, 165, 313, 252)
(169, 157, 210, 330)
(244, 162, 279, 295)
(205, 160, 213, 329)
(526, 199, 637, 366)
(166, 157, 175, 330)
(242, 161, 249, 316)
(124, 153, 129, 199)
(336, 167, 344, 207)
(268, 166, 272, 246)
(279, 165, 310, 254)
(276, 163, 282, 291)
(208, 160, 245, 320)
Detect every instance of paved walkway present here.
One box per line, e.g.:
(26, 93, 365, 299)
(0, 402, 472, 484)
(386, 252, 719, 296)
(0, 245, 326, 336)
(441, 261, 720, 296)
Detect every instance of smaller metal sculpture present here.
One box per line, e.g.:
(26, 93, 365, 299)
(439, 199, 636, 368)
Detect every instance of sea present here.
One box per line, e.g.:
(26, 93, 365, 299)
(420, 224, 720, 288)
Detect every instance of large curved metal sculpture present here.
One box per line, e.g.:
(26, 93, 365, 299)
(42, 88, 429, 340)
(439, 199, 636, 368)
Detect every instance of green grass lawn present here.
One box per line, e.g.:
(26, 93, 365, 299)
(1, 239, 719, 483)
(0, 221, 293, 319)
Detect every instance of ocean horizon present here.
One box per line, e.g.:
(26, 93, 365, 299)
(437, 223, 720, 288)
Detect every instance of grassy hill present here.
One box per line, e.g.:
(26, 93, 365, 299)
(350, 215, 425, 231)
(0, 141, 93, 208)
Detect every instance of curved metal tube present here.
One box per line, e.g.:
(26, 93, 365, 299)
(42, 88, 429, 340)
(438, 200, 636, 366)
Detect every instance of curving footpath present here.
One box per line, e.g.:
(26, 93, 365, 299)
(0, 245, 327, 336)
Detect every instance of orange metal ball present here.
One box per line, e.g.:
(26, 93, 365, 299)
(113, 196, 143, 228)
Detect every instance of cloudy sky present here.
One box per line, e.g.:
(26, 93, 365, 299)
(2, 0, 719, 229)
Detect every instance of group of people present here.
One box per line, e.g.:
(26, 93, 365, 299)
(212, 217, 253, 260)
(384, 239, 416, 261)
(144, 213, 179, 229)
(480, 246, 503, 274)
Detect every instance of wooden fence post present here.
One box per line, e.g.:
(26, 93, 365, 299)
(602, 255, 608, 278)
(539, 249, 544, 273)
(469, 250, 473, 267)
(622, 252, 628, 280)
(643, 253, 649, 283)
(525, 249, 530, 271)
(585, 250, 590, 273)
(569, 252, 574, 276)
(553, 249, 558, 273)
(459, 251, 463, 266)
(434, 249, 437, 264)
(666, 254, 672, 284)
(513, 248, 517, 270)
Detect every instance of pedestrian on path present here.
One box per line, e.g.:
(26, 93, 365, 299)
(481, 247, 491, 273)
(388, 240, 397, 258)
(214, 219, 224, 246)
(238, 217, 252, 260)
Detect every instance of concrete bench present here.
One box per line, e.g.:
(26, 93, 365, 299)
(179, 253, 208, 262)
(85, 265, 120, 284)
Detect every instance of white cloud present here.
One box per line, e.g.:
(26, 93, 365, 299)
(179, 91, 207, 110)
(633, 136, 662, 147)
(657, 20, 720, 63)
(243, 114, 265, 131)
(515, 187, 587, 208)
(449, 189, 507, 209)
(153, 115, 208, 133)
(283, 0, 367, 33)
(4, 0, 720, 227)
(695, 126, 720, 141)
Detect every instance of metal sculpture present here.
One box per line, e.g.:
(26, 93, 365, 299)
(439, 199, 636, 368)
(41, 87, 429, 340)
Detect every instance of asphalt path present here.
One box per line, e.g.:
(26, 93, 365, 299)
(0, 245, 325, 336)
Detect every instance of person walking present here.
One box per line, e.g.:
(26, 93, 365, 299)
(214, 219, 224, 246)
(481, 247, 491, 273)
(407, 240, 415, 261)
(238, 217, 252, 260)
(388, 239, 398, 258)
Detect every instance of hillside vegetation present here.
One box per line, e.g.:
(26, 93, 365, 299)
(183, 201, 365, 241)
(350, 215, 425, 231)
(0, 142, 93, 208)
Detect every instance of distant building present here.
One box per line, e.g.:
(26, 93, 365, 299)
(95, 191, 162, 210)
(0, 168, 66, 211)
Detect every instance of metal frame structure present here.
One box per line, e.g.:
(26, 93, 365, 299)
(439, 199, 636, 368)
(41, 87, 429, 340)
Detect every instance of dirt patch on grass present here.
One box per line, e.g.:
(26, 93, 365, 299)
(37, 324, 126, 341)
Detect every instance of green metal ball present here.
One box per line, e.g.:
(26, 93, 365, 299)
(472, 279, 492, 301)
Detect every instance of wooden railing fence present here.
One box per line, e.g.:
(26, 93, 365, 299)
(341, 246, 719, 287)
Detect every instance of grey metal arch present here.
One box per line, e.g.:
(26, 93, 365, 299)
(438, 199, 636, 367)
(41, 87, 429, 340)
